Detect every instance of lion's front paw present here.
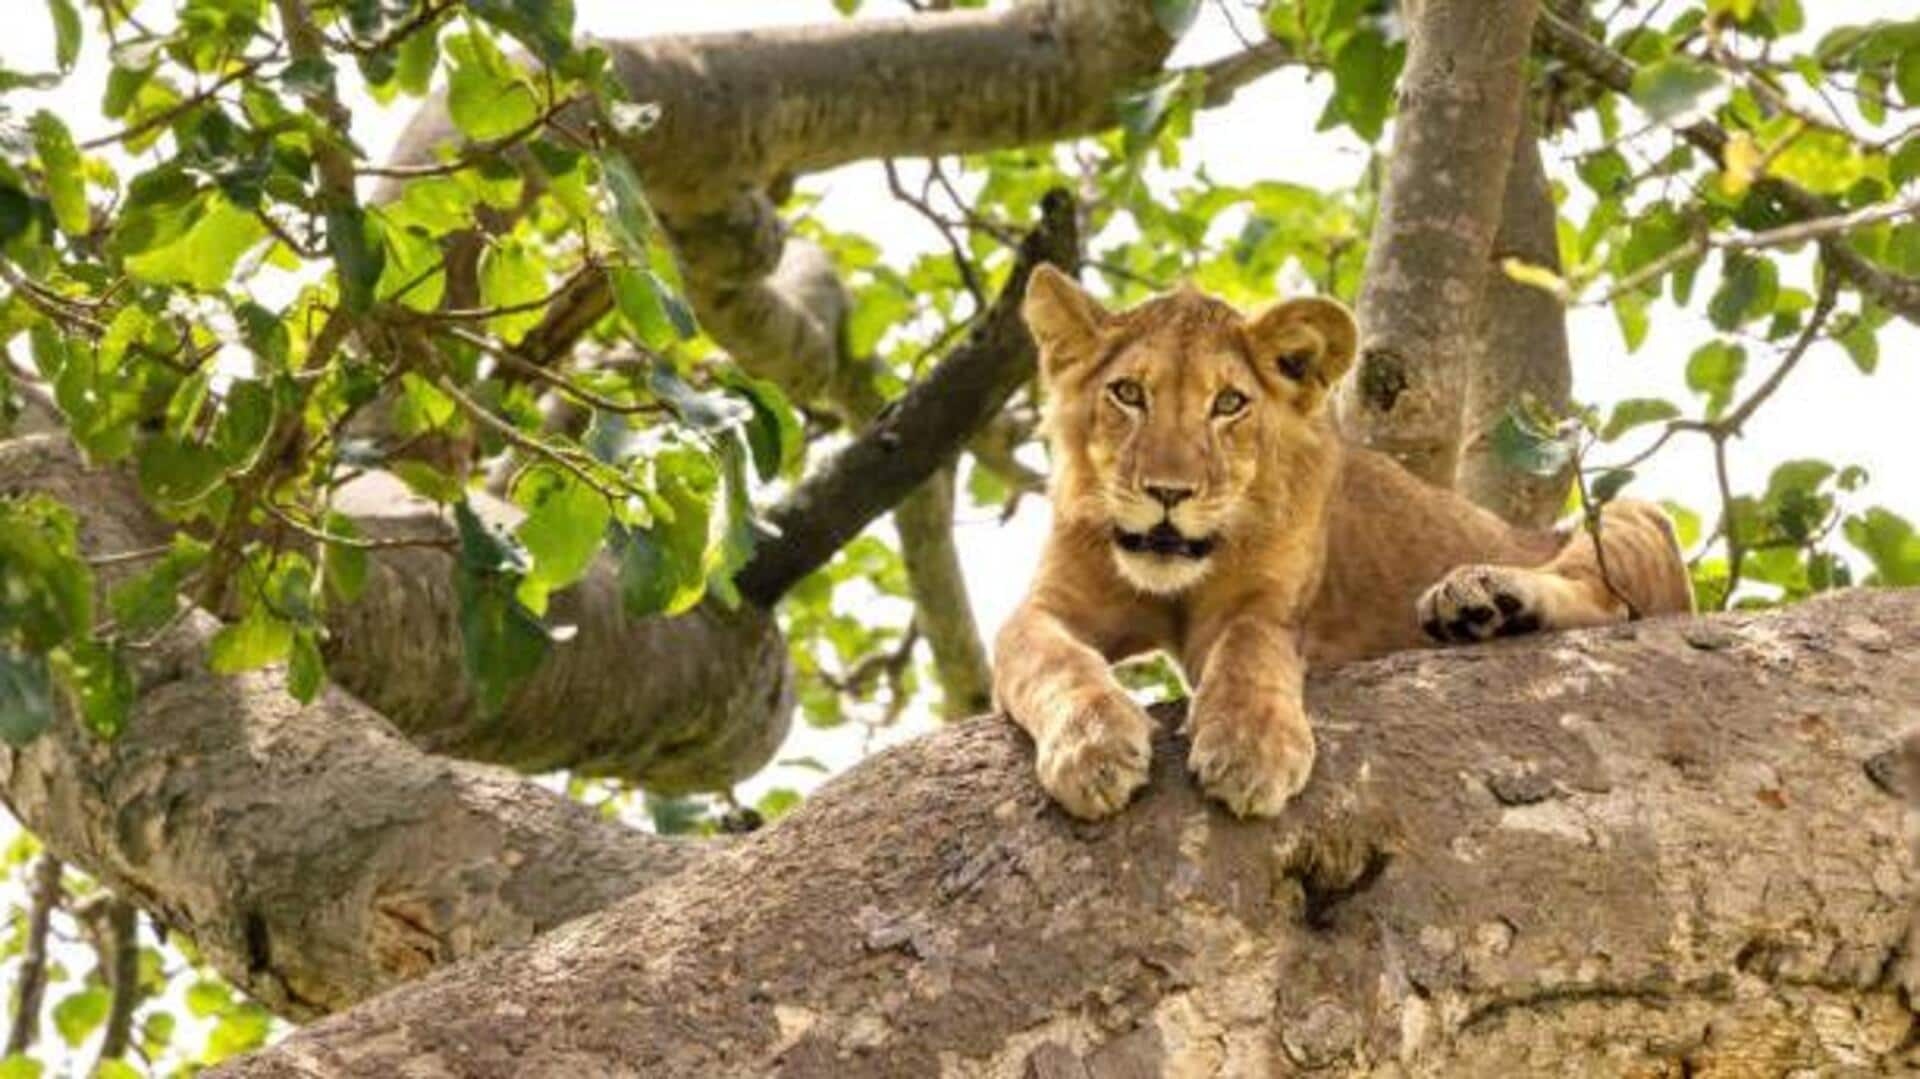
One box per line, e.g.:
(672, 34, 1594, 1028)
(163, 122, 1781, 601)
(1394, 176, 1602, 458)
(1417, 564, 1546, 644)
(1186, 706, 1316, 819)
(1035, 694, 1154, 820)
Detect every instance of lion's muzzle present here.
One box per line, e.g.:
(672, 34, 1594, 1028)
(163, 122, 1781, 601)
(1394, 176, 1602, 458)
(1113, 523, 1216, 560)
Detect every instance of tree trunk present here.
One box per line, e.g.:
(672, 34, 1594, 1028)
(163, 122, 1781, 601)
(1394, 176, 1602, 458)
(222, 589, 1920, 1075)
(1455, 114, 1574, 529)
(1336, 0, 1541, 487)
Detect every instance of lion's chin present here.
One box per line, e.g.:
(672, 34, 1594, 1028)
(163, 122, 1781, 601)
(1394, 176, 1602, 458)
(1111, 546, 1215, 595)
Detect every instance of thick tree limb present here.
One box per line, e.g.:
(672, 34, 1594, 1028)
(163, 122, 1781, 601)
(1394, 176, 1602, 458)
(1335, 0, 1541, 486)
(1535, 9, 1920, 326)
(1457, 114, 1574, 528)
(0, 436, 700, 1019)
(224, 589, 1920, 1075)
(320, 473, 792, 790)
(736, 190, 1080, 605)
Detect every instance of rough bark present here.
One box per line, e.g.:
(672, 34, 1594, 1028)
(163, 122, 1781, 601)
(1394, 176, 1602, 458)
(0, 436, 699, 1019)
(1335, 0, 1540, 487)
(225, 589, 1920, 1075)
(1455, 115, 1574, 529)
(388, 1, 1172, 217)
(321, 473, 792, 790)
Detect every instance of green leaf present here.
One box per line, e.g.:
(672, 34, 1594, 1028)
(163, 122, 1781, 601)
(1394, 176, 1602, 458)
(706, 432, 759, 609)
(446, 32, 539, 142)
(616, 524, 682, 618)
(321, 512, 369, 604)
(1844, 507, 1920, 586)
(724, 373, 802, 481)
(596, 152, 655, 261)
(0, 1057, 44, 1079)
(395, 19, 440, 96)
(648, 364, 747, 432)
(467, 0, 576, 66)
(51, 639, 133, 738)
(1630, 57, 1725, 123)
(208, 610, 294, 674)
(479, 238, 547, 342)
(512, 466, 610, 612)
(1490, 409, 1573, 478)
(1151, 0, 1201, 37)
(53, 987, 109, 1048)
(1320, 29, 1400, 141)
(124, 195, 266, 291)
(610, 267, 695, 348)
(0, 646, 54, 747)
(204, 1003, 273, 1062)
(31, 111, 88, 236)
(1601, 397, 1680, 441)
(0, 496, 93, 652)
(288, 629, 324, 704)
(1707, 253, 1777, 330)
(1685, 340, 1746, 418)
(326, 205, 384, 314)
(1838, 316, 1879, 373)
(184, 979, 229, 1018)
(137, 435, 227, 508)
(1116, 72, 1186, 154)
(109, 535, 209, 636)
(391, 460, 465, 503)
(46, 0, 82, 73)
(1613, 290, 1651, 352)
(452, 501, 550, 715)
(215, 379, 276, 470)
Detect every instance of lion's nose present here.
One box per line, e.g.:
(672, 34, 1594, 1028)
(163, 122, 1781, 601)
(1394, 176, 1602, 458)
(1144, 484, 1196, 509)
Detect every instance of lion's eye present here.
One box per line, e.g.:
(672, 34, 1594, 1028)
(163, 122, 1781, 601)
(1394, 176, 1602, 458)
(1212, 389, 1249, 417)
(1108, 379, 1146, 408)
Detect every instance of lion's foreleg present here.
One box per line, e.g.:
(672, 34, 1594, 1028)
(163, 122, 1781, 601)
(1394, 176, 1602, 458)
(1183, 615, 1315, 818)
(1419, 499, 1694, 643)
(993, 604, 1153, 820)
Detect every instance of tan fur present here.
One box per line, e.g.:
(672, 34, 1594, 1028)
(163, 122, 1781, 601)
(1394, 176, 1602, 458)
(996, 268, 1694, 820)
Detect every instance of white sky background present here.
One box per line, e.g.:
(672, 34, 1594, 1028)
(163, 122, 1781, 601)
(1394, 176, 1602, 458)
(2, 1, 1918, 820)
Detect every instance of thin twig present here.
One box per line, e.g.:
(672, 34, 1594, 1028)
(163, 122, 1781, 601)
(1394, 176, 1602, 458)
(434, 373, 639, 503)
(79, 53, 279, 151)
(1598, 197, 1920, 303)
(5, 856, 62, 1057)
(262, 501, 456, 551)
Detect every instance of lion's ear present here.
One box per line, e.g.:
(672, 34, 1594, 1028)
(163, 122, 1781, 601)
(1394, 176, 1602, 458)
(1023, 264, 1108, 381)
(1244, 297, 1357, 411)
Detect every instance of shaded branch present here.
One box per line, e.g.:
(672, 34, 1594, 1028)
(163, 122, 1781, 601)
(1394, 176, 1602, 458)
(735, 190, 1080, 605)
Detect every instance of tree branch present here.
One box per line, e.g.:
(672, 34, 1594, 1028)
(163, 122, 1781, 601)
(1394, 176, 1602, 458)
(735, 190, 1080, 605)
(1458, 110, 1575, 528)
(1335, 0, 1543, 485)
(221, 589, 1920, 1075)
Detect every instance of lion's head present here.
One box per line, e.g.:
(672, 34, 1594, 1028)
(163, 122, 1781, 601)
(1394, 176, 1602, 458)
(1023, 265, 1357, 595)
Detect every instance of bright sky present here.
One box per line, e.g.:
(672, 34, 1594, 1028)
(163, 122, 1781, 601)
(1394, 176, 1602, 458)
(3, 1, 1918, 800)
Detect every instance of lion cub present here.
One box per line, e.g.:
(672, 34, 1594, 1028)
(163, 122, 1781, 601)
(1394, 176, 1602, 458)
(994, 267, 1693, 820)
